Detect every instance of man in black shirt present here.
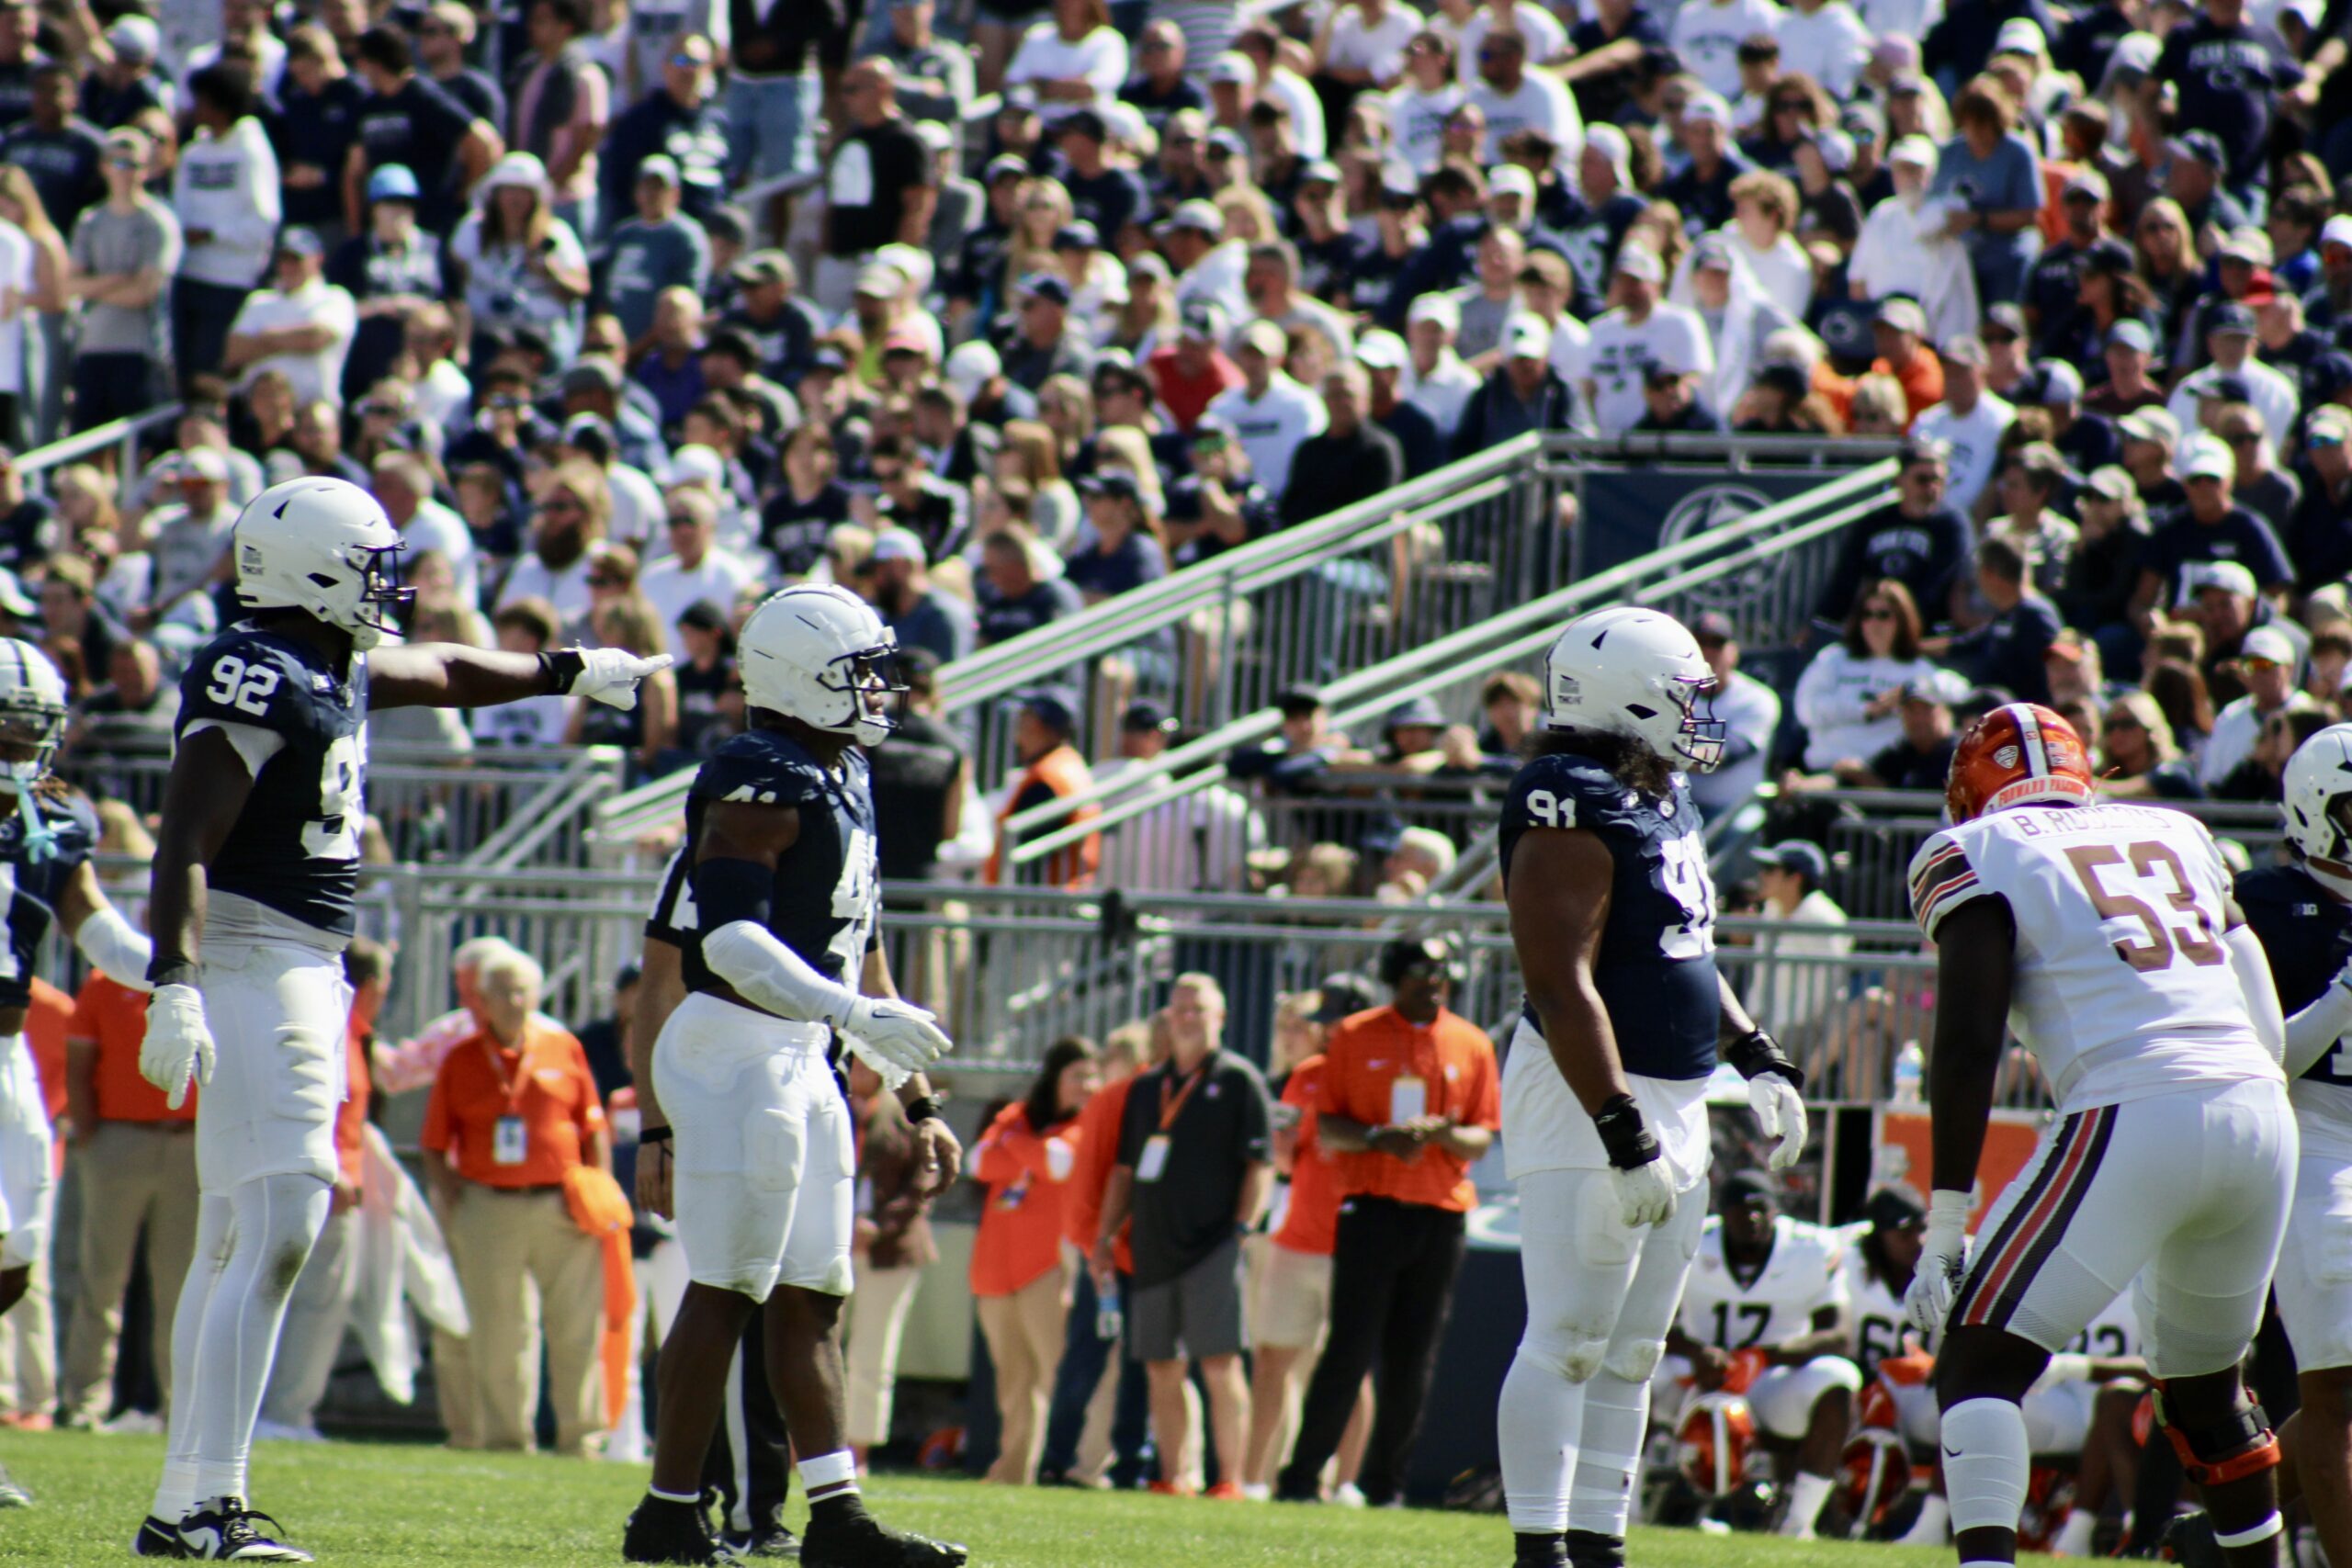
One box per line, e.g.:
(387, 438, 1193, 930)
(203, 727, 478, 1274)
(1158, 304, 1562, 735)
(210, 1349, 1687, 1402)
(1814, 438, 1973, 626)
(345, 26, 500, 238)
(1000, 273, 1093, 392)
(1357, 331, 1444, 478)
(0, 0, 39, 132)
(0, 63, 104, 236)
(1858, 674, 1964, 788)
(416, 2, 507, 140)
(1093, 973, 1272, 1501)
(2132, 434, 2295, 617)
(719, 251, 821, 384)
(601, 30, 730, 231)
(1933, 538, 2063, 704)
(1166, 417, 1278, 568)
(814, 59, 933, 314)
(869, 649, 966, 884)
(1055, 109, 1149, 251)
(1281, 364, 1404, 525)
(975, 531, 1080, 647)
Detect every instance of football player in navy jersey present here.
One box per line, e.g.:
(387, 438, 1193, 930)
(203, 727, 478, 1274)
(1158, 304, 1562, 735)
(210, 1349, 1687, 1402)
(2239, 724, 2352, 1568)
(1494, 605, 1810, 1568)
(133, 477, 668, 1563)
(0, 637, 156, 1507)
(621, 584, 965, 1568)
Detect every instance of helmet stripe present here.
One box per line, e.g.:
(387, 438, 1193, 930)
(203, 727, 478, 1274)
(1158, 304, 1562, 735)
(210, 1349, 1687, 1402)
(2011, 703, 2050, 779)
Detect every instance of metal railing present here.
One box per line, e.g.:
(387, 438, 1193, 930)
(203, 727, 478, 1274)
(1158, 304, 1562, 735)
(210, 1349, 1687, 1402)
(1002, 458, 1902, 873)
(20, 403, 181, 491)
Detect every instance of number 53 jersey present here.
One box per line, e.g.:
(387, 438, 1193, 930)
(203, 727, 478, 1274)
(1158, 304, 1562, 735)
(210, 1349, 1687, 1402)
(1909, 802, 2279, 1112)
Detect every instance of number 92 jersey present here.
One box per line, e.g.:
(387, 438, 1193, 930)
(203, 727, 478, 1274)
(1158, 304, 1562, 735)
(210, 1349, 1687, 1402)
(175, 623, 368, 938)
(678, 728, 878, 999)
(1498, 749, 1720, 1080)
(1908, 802, 2277, 1111)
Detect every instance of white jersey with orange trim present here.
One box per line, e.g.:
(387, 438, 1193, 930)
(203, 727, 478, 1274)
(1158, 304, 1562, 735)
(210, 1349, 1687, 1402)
(1907, 802, 2281, 1112)
(1678, 1214, 1851, 1351)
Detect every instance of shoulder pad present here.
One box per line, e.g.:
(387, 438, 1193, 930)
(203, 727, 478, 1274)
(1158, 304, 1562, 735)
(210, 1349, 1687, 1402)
(177, 631, 325, 737)
(1506, 750, 1639, 831)
(1907, 827, 1987, 940)
(692, 729, 828, 809)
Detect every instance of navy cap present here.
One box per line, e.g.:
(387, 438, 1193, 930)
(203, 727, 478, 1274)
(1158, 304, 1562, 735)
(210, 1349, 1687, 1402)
(1385, 694, 1447, 731)
(1691, 610, 1736, 643)
(1273, 682, 1324, 715)
(1018, 271, 1072, 307)
(1018, 686, 1080, 734)
(1723, 1168, 1781, 1205)
(2208, 373, 2255, 401)
(1121, 698, 1178, 733)
(1206, 128, 1247, 158)
(1080, 468, 1142, 501)
(1309, 974, 1379, 1024)
(2170, 129, 2227, 168)
(2209, 300, 2257, 335)
(1865, 1187, 1927, 1231)
(1052, 220, 1101, 251)
(1753, 839, 1830, 885)
(2312, 351, 2352, 395)
(1057, 107, 1106, 141)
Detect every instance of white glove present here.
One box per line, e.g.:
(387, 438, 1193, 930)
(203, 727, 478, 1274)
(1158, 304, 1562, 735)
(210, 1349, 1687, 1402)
(1747, 1074, 1810, 1170)
(140, 983, 215, 1111)
(842, 996, 952, 1076)
(1609, 1157, 1678, 1230)
(570, 647, 675, 711)
(839, 1032, 914, 1093)
(1905, 1189, 1973, 1338)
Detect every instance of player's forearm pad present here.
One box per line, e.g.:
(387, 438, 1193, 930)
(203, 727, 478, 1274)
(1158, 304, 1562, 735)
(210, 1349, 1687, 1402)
(75, 907, 153, 992)
(2224, 923, 2287, 1066)
(701, 918, 861, 1030)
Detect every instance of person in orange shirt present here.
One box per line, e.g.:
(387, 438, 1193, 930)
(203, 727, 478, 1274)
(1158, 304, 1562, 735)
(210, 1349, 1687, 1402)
(986, 690, 1102, 891)
(969, 1038, 1100, 1485)
(60, 967, 197, 1432)
(421, 945, 610, 1456)
(1037, 1022, 1156, 1489)
(1869, 298, 1947, 424)
(1274, 936, 1499, 1507)
(259, 937, 386, 1440)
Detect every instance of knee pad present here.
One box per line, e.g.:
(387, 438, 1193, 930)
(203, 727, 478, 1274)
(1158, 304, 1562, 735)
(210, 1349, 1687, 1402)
(2152, 1383, 2283, 1487)
(1813, 1356, 1866, 1396)
(1601, 1338, 1666, 1385)
(1523, 1329, 1612, 1385)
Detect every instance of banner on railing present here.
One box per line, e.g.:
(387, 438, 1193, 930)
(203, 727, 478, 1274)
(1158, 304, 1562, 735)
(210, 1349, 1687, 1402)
(1577, 468, 1854, 584)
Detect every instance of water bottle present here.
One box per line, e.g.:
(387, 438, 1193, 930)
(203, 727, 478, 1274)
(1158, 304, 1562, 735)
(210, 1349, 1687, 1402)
(1096, 1280, 1124, 1342)
(1892, 1043, 1925, 1105)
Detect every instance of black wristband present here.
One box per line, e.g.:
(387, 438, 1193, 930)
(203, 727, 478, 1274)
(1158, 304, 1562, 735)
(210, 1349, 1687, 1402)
(149, 958, 198, 989)
(1725, 1028, 1805, 1091)
(904, 1095, 943, 1125)
(639, 1125, 673, 1145)
(538, 649, 586, 694)
(1592, 1093, 1661, 1171)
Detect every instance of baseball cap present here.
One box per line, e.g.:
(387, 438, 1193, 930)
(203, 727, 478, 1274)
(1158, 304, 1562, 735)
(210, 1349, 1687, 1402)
(2205, 373, 2254, 403)
(636, 154, 682, 187)
(1051, 220, 1100, 252)
(870, 528, 925, 564)
(662, 445, 727, 490)
(366, 164, 420, 203)
(1502, 311, 1550, 359)
(1982, 302, 2026, 342)
(1753, 840, 1829, 884)
(1487, 164, 1536, 202)
(2119, 405, 2180, 446)
(275, 227, 324, 258)
(1299, 157, 1341, 186)
(106, 15, 158, 58)
(1873, 297, 1928, 335)
(1866, 1187, 1928, 1232)
(2085, 465, 2138, 502)
(1207, 51, 1253, 84)
(1238, 318, 1287, 357)
(1807, 126, 1855, 174)
(1993, 17, 2045, 52)
(985, 152, 1029, 184)
(2064, 167, 2109, 201)
(2219, 227, 2273, 265)
(1902, 669, 1974, 705)
(1407, 292, 1461, 330)
(880, 326, 929, 357)
(1355, 329, 1408, 371)
(1380, 161, 1421, 200)
(731, 250, 790, 287)
(1690, 610, 1736, 644)
(1017, 271, 1072, 307)
(2109, 318, 2156, 355)
(2181, 435, 2236, 481)
(1273, 682, 1325, 715)
(675, 600, 729, 635)
(2208, 301, 2256, 336)
(854, 262, 905, 298)
(1018, 686, 1080, 734)
(1614, 244, 1665, 284)
(1309, 974, 1380, 1024)
(563, 358, 621, 395)
(178, 446, 229, 482)
(1385, 694, 1447, 731)
(1888, 134, 1939, 168)
(1190, 413, 1238, 448)
(914, 119, 954, 154)
(1690, 233, 1734, 272)
(1179, 299, 1227, 343)
(2034, 359, 2084, 404)
(1682, 92, 1732, 129)
(1121, 698, 1178, 734)
(2324, 214, 2352, 253)
(1080, 468, 1143, 502)
(944, 339, 1001, 402)
(1205, 128, 1247, 159)
(2184, 559, 2258, 602)
(2169, 130, 2225, 168)
(2242, 626, 2298, 664)
(1159, 199, 1224, 238)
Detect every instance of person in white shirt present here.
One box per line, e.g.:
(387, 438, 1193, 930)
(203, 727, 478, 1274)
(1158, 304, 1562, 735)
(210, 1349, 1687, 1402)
(1791, 581, 1944, 768)
(1205, 318, 1327, 501)
(638, 487, 757, 659)
(1776, 0, 1871, 96)
(1578, 243, 1714, 434)
(1749, 840, 1854, 1046)
(999, 0, 1129, 122)
(1724, 171, 1815, 322)
(1464, 27, 1580, 164)
(1159, 199, 1250, 324)
(1848, 136, 1983, 348)
(1454, 0, 1566, 65)
(1384, 28, 1464, 173)
(1315, 0, 1426, 89)
(1246, 238, 1354, 359)
(1690, 613, 1782, 820)
(1092, 700, 1266, 892)
(1670, 0, 1785, 100)
(1235, 29, 1328, 158)
(1911, 337, 2016, 514)
(2165, 303, 2302, 450)
(171, 63, 280, 385)
(370, 450, 480, 609)
(2200, 626, 2319, 788)
(221, 229, 357, 408)
(1401, 291, 1480, 438)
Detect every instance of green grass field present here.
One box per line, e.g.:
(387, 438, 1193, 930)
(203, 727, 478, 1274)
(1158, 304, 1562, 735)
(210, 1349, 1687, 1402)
(0, 1431, 1957, 1566)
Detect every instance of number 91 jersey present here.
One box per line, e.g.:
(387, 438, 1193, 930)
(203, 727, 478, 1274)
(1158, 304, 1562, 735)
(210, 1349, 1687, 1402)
(1908, 802, 2278, 1111)
(175, 623, 368, 937)
(677, 728, 878, 999)
(1498, 749, 1720, 1079)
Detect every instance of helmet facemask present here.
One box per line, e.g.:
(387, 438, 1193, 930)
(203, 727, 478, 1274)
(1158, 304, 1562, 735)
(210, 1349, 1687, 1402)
(1668, 677, 1728, 772)
(339, 540, 414, 651)
(0, 697, 65, 861)
(817, 642, 907, 747)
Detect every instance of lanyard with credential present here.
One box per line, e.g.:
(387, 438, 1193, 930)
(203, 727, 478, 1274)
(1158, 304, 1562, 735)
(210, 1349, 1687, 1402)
(481, 1032, 537, 1168)
(1159, 1061, 1207, 1132)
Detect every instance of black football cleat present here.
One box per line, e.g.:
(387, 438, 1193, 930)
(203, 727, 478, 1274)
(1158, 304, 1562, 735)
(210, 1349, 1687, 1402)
(2157, 1510, 2224, 1568)
(1563, 1529, 1624, 1568)
(1511, 1531, 1566, 1568)
(799, 1506, 967, 1568)
(740, 1519, 800, 1559)
(623, 1495, 735, 1566)
(175, 1499, 312, 1562)
(134, 1516, 195, 1558)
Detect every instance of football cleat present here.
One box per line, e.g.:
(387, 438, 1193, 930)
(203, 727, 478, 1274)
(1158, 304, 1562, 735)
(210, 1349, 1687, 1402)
(134, 1515, 194, 1556)
(175, 1499, 312, 1562)
(799, 1507, 967, 1568)
(1563, 1529, 1625, 1568)
(738, 1519, 800, 1559)
(622, 1495, 734, 1566)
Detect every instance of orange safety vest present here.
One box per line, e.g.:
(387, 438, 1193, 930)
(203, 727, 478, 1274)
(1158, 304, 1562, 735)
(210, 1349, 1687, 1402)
(987, 743, 1102, 890)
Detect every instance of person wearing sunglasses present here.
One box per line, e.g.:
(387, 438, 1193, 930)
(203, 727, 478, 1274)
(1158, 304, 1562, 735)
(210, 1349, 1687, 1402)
(2287, 406, 2352, 589)
(600, 33, 729, 231)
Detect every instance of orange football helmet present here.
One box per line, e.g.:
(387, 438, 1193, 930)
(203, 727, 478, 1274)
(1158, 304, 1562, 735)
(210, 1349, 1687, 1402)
(1946, 703, 2097, 823)
(1677, 1391, 1758, 1497)
(1838, 1427, 1915, 1529)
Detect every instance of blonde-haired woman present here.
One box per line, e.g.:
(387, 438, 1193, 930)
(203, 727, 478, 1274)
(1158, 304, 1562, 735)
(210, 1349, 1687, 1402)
(1005, 178, 1074, 310)
(996, 420, 1079, 550)
(450, 152, 591, 365)
(0, 167, 66, 446)
(1724, 170, 1814, 321)
(2098, 689, 2202, 799)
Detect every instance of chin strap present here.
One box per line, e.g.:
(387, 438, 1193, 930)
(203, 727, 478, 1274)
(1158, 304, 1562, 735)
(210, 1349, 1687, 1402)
(14, 787, 57, 863)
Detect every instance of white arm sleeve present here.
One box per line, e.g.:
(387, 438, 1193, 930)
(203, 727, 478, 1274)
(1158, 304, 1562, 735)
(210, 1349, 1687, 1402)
(74, 906, 153, 992)
(700, 918, 859, 1028)
(2285, 972, 2352, 1079)
(2226, 923, 2287, 1066)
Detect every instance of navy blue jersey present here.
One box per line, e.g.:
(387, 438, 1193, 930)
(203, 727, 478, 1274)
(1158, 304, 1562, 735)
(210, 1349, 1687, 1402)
(1498, 750, 1721, 1079)
(680, 728, 878, 999)
(2236, 862, 2352, 1089)
(175, 623, 368, 937)
(0, 791, 94, 1008)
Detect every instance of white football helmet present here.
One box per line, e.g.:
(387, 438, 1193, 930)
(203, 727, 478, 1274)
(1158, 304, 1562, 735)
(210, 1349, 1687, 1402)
(2283, 722, 2352, 868)
(1541, 604, 1725, 771)
(232, 477, 412, 650)
(0, 637, 67, 790)
(739, 584, 905, 747)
